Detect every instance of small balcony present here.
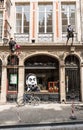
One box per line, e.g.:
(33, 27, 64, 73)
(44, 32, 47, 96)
(14, 33, 29, 43)
(38, 33, 54, 43)
(14, 32, 79, 45)
(62, 32, 78, 43)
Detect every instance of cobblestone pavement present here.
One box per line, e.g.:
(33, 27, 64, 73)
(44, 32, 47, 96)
(0, 102, 83, 128)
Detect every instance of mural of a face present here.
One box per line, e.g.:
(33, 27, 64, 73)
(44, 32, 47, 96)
(26, 74, 37, 87)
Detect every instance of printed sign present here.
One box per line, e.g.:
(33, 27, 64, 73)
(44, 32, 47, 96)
(10, 74, 17, 84)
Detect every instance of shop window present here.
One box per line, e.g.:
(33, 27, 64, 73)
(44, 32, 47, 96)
(24, 55, 59, 93)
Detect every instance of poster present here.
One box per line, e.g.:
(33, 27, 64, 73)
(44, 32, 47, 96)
(10, 74, 17, 84)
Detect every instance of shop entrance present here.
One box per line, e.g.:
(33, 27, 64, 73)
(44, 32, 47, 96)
(65, 55, 80, 101)
(24, 55, 59, 101)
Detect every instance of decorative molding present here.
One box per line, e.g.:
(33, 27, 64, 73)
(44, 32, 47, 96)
(14, 33, 29, 43)
(70, 46, 75, 52)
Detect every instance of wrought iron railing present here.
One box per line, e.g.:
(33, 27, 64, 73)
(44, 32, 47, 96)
(62, 32, 78, 42)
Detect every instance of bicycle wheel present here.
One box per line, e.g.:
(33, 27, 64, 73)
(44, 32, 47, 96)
(34, 96, 40, 105)
(17, 98, 25, 107)
(30, 96, 40, 105)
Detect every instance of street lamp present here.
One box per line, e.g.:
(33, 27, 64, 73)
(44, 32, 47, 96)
(3, 37, 8, 45)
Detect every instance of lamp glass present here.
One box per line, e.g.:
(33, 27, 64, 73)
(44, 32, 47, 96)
(3, 37, 8, 44)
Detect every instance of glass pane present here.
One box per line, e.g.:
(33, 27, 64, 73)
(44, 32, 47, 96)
(69, 12, 75, 18)
(16, 13, 22, 19)
(16, 20, 22, 26)
(47, 20, 52, 26)
(39, 26, 44, 33)
(62, 19, 67, 25)
(69, 4, 76, 11)
(24, 12, 30, 21)
(46, 12, 52, 20)
(62, 12, 67, 18)
(39, 12, 44, 26)
(0, 19, 3, 24)
(24, 13, 29, 27)
(39, 5, 45, 11)
(46, 4, 53, 11)
(70, 18, 75, 24)
(47, 26, 52, 32)
(24, 20, 29, 26)
(62, 25, 67, 32)
(0, 12, 3, 18)
(23, 12, 29, 33)
(24, 6, 30, 11)
(24, 27, 29, 33)
(16, 27, 21, 33)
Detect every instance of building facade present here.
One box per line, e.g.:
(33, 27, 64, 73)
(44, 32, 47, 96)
(0, 0, 83, 103)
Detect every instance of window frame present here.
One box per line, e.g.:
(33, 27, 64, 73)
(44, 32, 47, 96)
(38, 3, 53, 34)
(15, 4, 30, 34)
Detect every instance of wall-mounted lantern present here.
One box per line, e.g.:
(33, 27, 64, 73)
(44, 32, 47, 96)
(3, 37, 8, 45)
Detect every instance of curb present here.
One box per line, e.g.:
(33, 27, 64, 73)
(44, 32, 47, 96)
(0, 121, 83, 129)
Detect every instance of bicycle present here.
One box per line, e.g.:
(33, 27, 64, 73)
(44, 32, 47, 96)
(16, 93, 40, 107)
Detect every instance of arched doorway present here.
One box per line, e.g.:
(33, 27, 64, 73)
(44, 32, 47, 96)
(24, 54, 59, 101)
(65, 55, 80, 101)
(7, 55, 19, 102)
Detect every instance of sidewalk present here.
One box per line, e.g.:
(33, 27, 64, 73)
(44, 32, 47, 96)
(0, 102, 83, 126)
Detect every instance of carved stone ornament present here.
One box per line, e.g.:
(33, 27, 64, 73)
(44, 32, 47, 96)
(70, 46, 75, 52)
(59, 51, 65, 60)
(1, 52, 8, 65)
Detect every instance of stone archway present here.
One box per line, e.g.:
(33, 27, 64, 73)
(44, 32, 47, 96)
(65, 55, 80, 101)
(24, 54, 60, 101)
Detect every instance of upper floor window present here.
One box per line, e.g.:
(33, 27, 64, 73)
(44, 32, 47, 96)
(16, 4, 30, 33)
(38, 3, 53, 33)
(61, 3, 76, 33)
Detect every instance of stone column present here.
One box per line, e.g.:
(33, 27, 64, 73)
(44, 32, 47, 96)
(18, 57, 24, 98)
(80, 64, 83, 101)
(59, 61, 66, 103)
(0, 66, 7, 103)
(18, 67, 24, 98)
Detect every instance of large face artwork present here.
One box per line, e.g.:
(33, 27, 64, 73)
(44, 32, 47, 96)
(26, 74, 37, 87)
